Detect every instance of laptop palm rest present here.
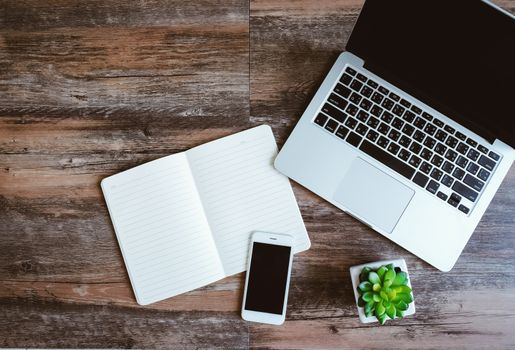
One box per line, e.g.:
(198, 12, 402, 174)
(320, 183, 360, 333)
(333, 158, 414, 233)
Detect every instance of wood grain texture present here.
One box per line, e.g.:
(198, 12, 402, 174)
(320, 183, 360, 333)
(1, 0, 515, 348)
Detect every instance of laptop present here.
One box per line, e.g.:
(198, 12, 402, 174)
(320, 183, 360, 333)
(274, 0, 515, 271)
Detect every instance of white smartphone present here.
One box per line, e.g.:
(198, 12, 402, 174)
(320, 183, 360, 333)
(241, 231, 294, 325)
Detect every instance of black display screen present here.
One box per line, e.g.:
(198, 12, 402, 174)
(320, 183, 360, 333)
(347, 0, 515, 146)
(244, 242, 291, 315)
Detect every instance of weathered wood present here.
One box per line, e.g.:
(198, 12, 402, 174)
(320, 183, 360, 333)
(0, 0, 514, 348)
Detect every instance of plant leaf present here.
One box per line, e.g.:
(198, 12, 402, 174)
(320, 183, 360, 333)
(376, 266, 388, 281)
(395, 301, 408, 311)
(396, 309, 405, 319)
(392, 271, 408, 286)
(386, 263, 395, 270)
(365, 300, 375, 313)
(359, 267, 372, 282)
(386, 303, 396, 319)
(373, 293, 381, 302)
(394, 285, 412, 294)
(380, 290, 388, 301)
(376, 302, 385, 316)
(383, 279, 393, 288)
(362, 292, 373, 302)
(395, 292, 414, 304)
(359, 281, 372, 292)
(387, 289, 397, 300)
(372, 283, 381, 292)
(368, 271, 380, 284)
(384, 267, 396, 282)
(377, 312, 387, 325)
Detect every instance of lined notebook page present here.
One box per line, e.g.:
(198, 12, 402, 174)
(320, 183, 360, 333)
(187, 125, 310, 276)
(101, 154, 224, 305)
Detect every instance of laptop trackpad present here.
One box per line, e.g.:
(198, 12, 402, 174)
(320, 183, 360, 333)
(333, 158, 414, 233)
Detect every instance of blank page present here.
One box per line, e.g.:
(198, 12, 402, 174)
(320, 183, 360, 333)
(187, 125, 310, 276)
(101, 153, 224, 305)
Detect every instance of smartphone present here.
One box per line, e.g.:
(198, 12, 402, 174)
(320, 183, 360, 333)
(241, 231, 294, 325)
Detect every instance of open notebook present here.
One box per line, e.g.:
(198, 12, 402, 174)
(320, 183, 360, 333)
(101, 125, 310, 305)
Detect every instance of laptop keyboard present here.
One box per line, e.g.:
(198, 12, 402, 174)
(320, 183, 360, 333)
(313, 65, 502, 215)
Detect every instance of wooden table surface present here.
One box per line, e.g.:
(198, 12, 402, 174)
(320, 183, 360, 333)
(1, 1, 514, 348)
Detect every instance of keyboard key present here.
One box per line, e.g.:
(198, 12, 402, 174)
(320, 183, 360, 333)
(478, 155, 495, 171)
(430, 168, 443, 181)
(402, 124, 415, 136)
(413, 172, 429, 188)
(400, 98, 411, 108)
(452, 167, 465, 180)
(409, 155, 422, 168)
(445, 149, 458, 162)
(335, 125, 349, 139)
(356, 110, 369, 122)
(455, 131, 467, 141)
(371, 92, 384, 104)
(431, 154, 444, 167)
(455, 155, 468, 168)
(426, 180, 440, 194)
(361, 86, 373, 98)
(378, 122, 390, 135)
(328, 93, 348, 110)
(366, 130, 379, 142)
(322, 103, 346, 123)
(423, 136, 436, 149)
(359, 140, 416, 179)
(392, 104, 405, 116)
(356, 73, 367, 82)
(466, 138, 478, 147)
(413, 130, 425, 142)
(409, 142, 422, 155)
(367, 79, 379, 88)
(452, 181, 478, 202)
(422, 112, 433, 121)
(458, 204, 470, 214)
(391, 117, 404, 130)
(388, 129, 401, 142)
(456, 142, 469, 155)
(314, 113, 328, 126)
(381, 98, 395, 110)
(345, 66, 356, 75)
(441, 174, 454, 187)
(466, 162, 479, 175)
(389, 92, 400, 101)
(437, 191, 448, 201)
(420, 161, 432, 174)
(340, 74, 353, 85)
(424, 123, 437, 136)
(444, 125, 455, 134)
(414, 117, 426, 129)
(381, 111, 394, 123)
(334, 83, 352, 98)
(442, 161, 455, 174)
(403, 110, 416, 123)
(477, 168, 490, 181)
(355, 123, 369, 136)
(324, 119, 338, 132)
(399, 135, 411, 148)
(370, 105, 383, 117)
(345, 117, 358, 129)
(398, 149, 411, 161)
(346, 132, 362, 147)
(448, 193, 461, 207)
(463, 174, 484, 192)
(367, 116, 380, 129)
(346, 104, 359, 116)
(420, 148, 433, 161)
(379, 86, 389, 95)
(488, 151, 500, 161)
(350, 79, 363, 92)
(349, 92, 362, 104)
(445, 136, 458, 148)
(467, 148, 480, 161)
(478, 145, 489, 154)
(377, 136, 389, 148)
(411, 105, 422, 114)
(433, 118, 444, 128)
(387, 143, 401, 155)
(435, 129, 447, 142)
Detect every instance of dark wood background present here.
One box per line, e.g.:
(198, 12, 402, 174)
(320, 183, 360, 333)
(1, 1, 514, 348)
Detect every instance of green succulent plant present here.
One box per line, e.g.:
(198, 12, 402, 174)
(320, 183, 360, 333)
(357, 264, 413, 325)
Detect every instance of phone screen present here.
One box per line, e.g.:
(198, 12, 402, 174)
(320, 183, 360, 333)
(244, 242, 292, 315)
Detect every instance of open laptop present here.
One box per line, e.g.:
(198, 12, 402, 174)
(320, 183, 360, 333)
(274, 0, 515, 271)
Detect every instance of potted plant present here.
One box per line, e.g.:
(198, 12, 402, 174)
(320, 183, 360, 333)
(349, 258, 415, 324)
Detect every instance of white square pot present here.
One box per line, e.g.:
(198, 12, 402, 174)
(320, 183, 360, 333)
(349, 258, 416, 324)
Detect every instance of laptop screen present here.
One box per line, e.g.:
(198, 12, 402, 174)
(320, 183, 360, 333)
(346, 0, 515, 147)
